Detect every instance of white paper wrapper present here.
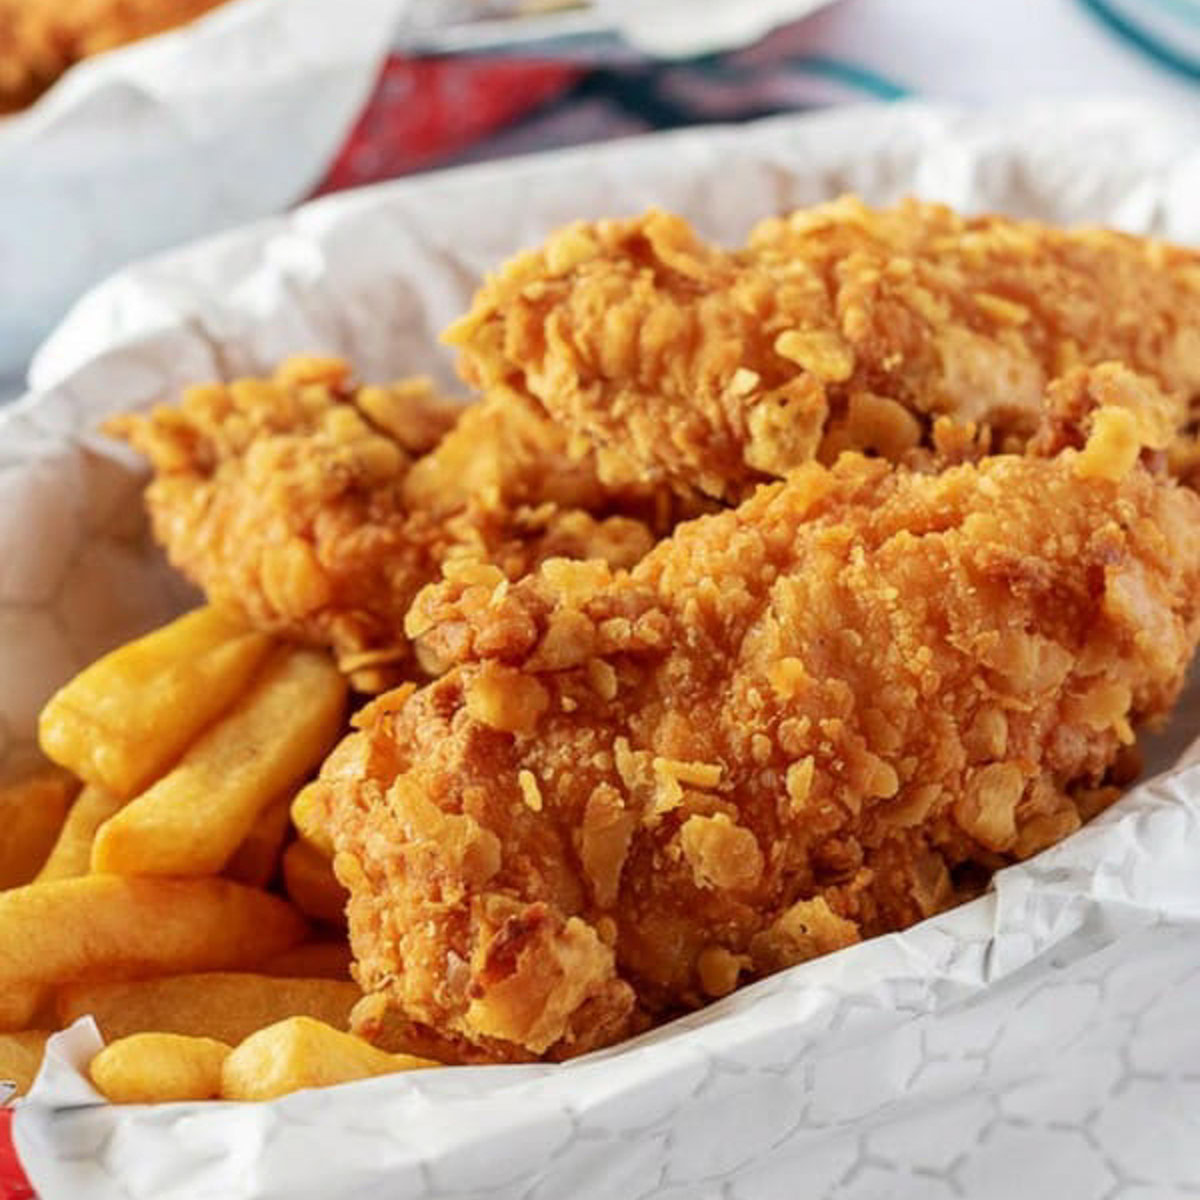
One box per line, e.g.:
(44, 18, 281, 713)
(400, 0, 840, 58)
(6, 100, 1200, 1199)
(0, 0, 411, 382)
(595, 0, 838, 55)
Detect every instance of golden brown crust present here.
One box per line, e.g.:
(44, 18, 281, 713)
(0, 0, 230, 111)
(446, 198, 1200, 501)
(109, 357, 661, 690)
(325, 407, 1200, 1060)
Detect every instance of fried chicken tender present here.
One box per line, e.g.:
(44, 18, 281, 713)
(320, 405, 1200, 1062)
(446, 198, 1200, 501)
(109, 356, 659, 691)
(0, 0, 229, 111)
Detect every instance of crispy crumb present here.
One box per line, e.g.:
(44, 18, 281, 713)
(465, 664, 549, 735)
(679, 814, 764, 891)
(696, 946, 745, 998)
(517, 770, 543, 813)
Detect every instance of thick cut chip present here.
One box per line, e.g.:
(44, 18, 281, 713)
(260, 941, 353, 981)
(0, 876, 306, 988)
(0, 770, 77, 888)
(92, 648, 347, 877)
(39, 607, 273, 797)
(224, 793, 293, 888)
(35, 783, 124, 882)
(221, 1017, 437, 1101)
(0, 984, 47, 1033)
(90, 1034, 230, 1104)
(58, 973, 360, 1045)
(283, 841, 348, 925)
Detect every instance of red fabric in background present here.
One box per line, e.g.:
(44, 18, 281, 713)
(315, 56, 583, 193)
(0, 1111, 33, 1200)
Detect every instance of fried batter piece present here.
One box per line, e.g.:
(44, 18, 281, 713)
(446, 198, 1200, 501)
(401, 381, 703, 533)
(109, 356, 660, 691)
(0, 0, 229, 111)
(321, 403, 1200, 1062)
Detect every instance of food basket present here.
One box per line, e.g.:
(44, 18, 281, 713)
(5, 100, 1200, 1199)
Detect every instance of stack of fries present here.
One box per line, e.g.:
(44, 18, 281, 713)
(0, 607, 437, 1104)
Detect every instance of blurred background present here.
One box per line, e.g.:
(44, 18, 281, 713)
(2, 0, 1198, 402)
(319, 0, 1200, 189)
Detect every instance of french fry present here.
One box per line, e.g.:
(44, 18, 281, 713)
(283, 840, 348, 925)
(90, 1034, 230, 1104)
(0, 770, 77, 888)
(0, 1031, 51, 1097)
(290, 782, 334, 859)
(92, 648, 348, 877)
(0, 876, 307, 989)
(38, 606, 274, 798)
(261, 940, 354, 981)
(0, 984, 47, 1033)
(34, 783, 124, 882)
(224, 793, 293, 888)
(57, 973, 361, 1045)
(221, 1017, 437, 1101)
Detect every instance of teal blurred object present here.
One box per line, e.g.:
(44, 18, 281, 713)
(1079, 0, 1200, 80)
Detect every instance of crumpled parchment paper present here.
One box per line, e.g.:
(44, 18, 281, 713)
(5, 100, 1200, 1199)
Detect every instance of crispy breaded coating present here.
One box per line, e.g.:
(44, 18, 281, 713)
(1030, 360, 1178, 467)
(0, 0, 229, 111)
(401, 386, 705, 533)
(109, 357, 658, 691)
(446, 198, 1200, 501)
(322, 406, 1200, 1061)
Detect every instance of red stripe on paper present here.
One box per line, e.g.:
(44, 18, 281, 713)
(0, 1110, 34, 1200)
